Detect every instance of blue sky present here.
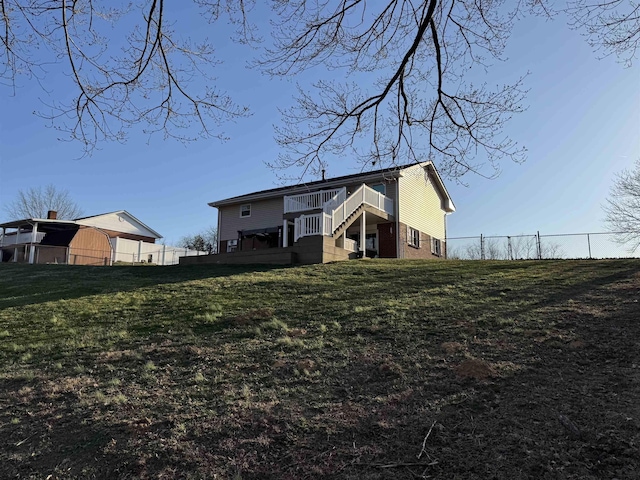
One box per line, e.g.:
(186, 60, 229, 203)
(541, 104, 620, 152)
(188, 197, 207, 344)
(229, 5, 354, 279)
(0, 7, 638, 245)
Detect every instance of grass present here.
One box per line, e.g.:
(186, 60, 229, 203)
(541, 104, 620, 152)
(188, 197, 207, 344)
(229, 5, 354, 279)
(0, 259, 639, 479)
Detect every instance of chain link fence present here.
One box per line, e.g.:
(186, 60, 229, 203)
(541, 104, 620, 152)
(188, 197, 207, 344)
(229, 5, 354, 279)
(446, 232, 639, 260)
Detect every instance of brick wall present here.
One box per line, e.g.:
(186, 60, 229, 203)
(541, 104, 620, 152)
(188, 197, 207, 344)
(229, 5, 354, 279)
(398, 222, 445, 260)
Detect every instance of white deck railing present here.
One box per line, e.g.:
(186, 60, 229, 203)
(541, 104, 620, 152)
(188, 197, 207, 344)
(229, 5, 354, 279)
(0, 232, 46, 246)
(285, 187, 346, 213)
(343, 238, 358, 252)
(293, 184, 394, 242)
(294, 212, 332, 241)
(331, 184, 394, 232)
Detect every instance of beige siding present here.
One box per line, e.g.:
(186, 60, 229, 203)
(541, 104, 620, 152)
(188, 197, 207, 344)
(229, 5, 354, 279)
(218, 197, 284, 240)
(76, 212, 159, 239)
(398, 164, 446, 240)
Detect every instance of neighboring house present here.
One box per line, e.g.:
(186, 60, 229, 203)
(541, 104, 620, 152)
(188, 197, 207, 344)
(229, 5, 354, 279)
(182, 161, 455, 266)
(0, 210, 201, 265)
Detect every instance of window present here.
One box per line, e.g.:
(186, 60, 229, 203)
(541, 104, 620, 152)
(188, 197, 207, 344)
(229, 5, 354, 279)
(240, 204, 251, 217)
(371, 183, 386, 195)
(227, 239, 238, 253)
(431, 237, 442, 256)
(408, 226, 420, 248)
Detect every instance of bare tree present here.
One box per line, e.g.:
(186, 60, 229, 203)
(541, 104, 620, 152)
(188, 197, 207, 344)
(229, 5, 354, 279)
(566, 0, 640, 66)
(604, 159, 640, 252)
(260, 0, 639, 179)
(539, 240, 564, 259)
(1, 0, 251, 155)
(180, 226, 218, 253)
(1, 1, 637, 175)
(4, 184, 83, 219)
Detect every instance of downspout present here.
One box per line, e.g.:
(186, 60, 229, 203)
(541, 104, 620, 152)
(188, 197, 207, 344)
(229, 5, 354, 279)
(216, 208, 221, 254)
(395, 177, 401, 258)
(444, 212, 448, 259)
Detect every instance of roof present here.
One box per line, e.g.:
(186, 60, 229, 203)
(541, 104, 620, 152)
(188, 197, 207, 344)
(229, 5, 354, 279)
(74, 210, 162, 239)
(209, 161, 455, 212)
(0, 218, 78, 229)
(0, 210, 163, 239)
(210, 162, 413, 207)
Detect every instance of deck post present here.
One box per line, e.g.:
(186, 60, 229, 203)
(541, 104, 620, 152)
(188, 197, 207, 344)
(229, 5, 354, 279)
(282, 219, 288, 248)
(360, 211, 366, 256)
(28, 222, 38, 264)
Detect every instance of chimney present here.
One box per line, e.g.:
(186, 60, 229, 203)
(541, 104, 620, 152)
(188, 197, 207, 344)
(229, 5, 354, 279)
(47, 210, 57, 220)
(321, 169, 326, 181)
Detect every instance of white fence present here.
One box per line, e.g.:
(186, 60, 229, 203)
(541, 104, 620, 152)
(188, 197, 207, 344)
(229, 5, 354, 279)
(111, 237, 207, 265)
(1, 240, 207, 266)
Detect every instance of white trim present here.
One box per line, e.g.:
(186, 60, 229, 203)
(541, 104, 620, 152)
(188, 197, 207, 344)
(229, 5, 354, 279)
(408, 226, 420, 248)
(240, 204, 251, 218)
(431, 237, 442, 256)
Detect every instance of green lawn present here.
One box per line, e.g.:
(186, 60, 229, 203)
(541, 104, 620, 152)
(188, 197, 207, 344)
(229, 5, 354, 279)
(1, 260, 639, 479)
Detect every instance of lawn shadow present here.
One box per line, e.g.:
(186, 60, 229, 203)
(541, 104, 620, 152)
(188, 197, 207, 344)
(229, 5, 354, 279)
(0, 263, 290, 309)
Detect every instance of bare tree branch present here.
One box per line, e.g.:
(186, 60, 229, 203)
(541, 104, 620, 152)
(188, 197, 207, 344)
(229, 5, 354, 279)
(604, 159, 640, 252)
(0, 0, 636, 177)
(3, 184, 84, 220)
(1, 0, 252, 155)
(260, 0, 541, 180)
(566, 0, 640, 66)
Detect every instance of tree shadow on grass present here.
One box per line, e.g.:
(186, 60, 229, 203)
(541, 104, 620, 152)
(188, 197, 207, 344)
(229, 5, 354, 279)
(0, 263, 290, 309)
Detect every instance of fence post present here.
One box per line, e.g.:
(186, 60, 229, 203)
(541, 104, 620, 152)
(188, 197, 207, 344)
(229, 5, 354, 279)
(537, 231, 542, 260)
(507, 236, 512, 260)
(162, 244, 166, 266)
(587, 233, 592, 259)
(480, 234, 485, 260)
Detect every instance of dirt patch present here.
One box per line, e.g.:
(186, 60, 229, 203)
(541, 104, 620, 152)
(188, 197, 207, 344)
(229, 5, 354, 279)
(453, 358, 496, 380)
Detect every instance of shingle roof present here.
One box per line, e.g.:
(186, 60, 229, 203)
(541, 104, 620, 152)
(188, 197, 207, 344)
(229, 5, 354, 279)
(209, 163, 418, 207)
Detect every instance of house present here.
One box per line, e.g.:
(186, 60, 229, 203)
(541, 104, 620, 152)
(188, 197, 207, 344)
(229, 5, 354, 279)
(0, 210, 188, 265)
(181, 161, 455, 266)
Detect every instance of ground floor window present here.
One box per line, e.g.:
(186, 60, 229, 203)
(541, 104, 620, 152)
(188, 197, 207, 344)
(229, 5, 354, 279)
(431, 237, 442, 256)
(408, 226, 420, 248)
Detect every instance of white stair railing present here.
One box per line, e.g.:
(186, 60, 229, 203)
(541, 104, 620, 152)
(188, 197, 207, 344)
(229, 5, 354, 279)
(293, 184, 394, 241)
(331, 184, 394, 234)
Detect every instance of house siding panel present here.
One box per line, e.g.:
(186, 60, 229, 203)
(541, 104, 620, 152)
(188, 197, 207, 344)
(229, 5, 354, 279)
(76, 212, 159, 239)
(218, 197, 284, 241)
(398, 164, 446, 241)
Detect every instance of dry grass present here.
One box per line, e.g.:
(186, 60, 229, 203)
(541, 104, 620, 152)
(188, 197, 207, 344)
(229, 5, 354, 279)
(0, 259, 639, 479)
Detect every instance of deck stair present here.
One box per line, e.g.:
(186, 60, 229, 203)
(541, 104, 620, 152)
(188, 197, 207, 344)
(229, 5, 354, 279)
(293, 184, 393, 242)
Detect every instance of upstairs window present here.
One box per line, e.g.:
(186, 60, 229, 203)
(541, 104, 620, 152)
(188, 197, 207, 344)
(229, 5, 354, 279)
(240, 204, 251, 218)
(408, 227, 420, 248)
(371, 183, 386, 195)
(431, 238, 442, 256)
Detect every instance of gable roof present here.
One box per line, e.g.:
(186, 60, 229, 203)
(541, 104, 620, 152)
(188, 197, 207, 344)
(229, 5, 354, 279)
(209, 161, 455, 211)
(74, 210, 162, 239)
